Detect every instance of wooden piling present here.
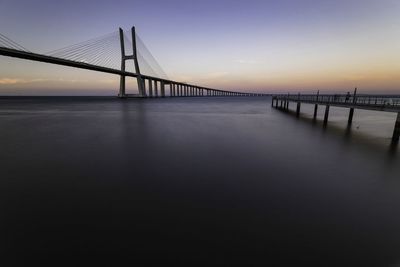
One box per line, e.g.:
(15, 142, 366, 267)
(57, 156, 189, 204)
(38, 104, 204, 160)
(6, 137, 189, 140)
(392, 112, 400, 142)
(313, 104, 318, 119)
(348, 108, 354, 125)
(296, 102, 301, 117)
(324, 105, 330, 125)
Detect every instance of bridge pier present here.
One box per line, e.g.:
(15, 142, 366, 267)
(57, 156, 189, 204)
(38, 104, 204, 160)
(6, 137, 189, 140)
(148, 79, 153, 97)
(140, 79, 147, 97)
(154, 81, 158, 97)
(324, 105, 330, 125)
(392, 112, 400, 142)
(161, 81, 165, 97)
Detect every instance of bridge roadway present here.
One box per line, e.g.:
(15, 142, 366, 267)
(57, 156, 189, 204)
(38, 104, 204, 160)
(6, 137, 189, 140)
(272, 93, 400, 142)
(0, 47, 263, 98)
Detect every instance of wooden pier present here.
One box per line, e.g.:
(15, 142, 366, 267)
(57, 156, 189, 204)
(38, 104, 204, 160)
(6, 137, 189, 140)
(272, 90, 400, 142)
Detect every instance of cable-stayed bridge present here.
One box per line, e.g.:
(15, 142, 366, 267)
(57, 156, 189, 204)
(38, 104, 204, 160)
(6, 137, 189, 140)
(0, 27, 264, 98)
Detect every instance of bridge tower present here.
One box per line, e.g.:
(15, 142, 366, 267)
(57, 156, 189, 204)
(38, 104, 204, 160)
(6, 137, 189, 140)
(118, 27, 145, 98)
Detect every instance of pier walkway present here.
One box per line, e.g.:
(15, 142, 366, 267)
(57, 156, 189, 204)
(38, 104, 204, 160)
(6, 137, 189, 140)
(272, 91, 400, 142)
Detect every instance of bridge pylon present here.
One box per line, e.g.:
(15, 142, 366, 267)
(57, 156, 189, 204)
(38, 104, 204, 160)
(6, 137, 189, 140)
(118, 26, 145, 98)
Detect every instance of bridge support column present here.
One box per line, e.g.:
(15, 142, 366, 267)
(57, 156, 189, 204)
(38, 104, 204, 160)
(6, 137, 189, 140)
(118, 28, 126, 98)
(348, 108, 354, 126)
(392, 112, 400, 142)
(148, 79, 153, 97)
(142, 79, 147, 97)
(119, 75, 126, 98)
(161, 81, 165, 97)
(154, 81, 158, 97)
(313, 104, 318, 119)
(296, 102, 301, 116)
(324, 105, 330, 125)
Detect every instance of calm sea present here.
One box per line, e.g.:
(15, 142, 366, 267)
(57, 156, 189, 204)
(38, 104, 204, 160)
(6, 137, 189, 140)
(0, 96, 399, 266)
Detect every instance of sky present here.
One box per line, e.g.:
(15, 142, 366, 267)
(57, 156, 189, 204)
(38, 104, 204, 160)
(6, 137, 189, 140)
(0, 0, 399, 95)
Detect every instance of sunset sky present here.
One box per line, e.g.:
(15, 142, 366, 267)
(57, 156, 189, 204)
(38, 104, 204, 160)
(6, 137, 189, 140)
(0, 0, 399, 95)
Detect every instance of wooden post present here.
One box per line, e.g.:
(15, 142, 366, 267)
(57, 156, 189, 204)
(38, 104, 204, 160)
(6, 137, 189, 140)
(348, 108, 354, 125)
(392, 112, 400, 142)
(296, 102, 301, 117)
(313, 104, 318, 119)
(324, 105, 330, 125)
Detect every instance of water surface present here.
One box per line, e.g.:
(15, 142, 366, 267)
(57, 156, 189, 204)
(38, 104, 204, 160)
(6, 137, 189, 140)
(0, 96, 399, 266)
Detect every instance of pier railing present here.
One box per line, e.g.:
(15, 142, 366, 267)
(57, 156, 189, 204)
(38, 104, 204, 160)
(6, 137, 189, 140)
(273, 94, 400, 112)
(272, 93, 400, 142)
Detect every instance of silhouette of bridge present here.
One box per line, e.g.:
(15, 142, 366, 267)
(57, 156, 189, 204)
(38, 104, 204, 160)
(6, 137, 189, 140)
(0, 27, 265, 98)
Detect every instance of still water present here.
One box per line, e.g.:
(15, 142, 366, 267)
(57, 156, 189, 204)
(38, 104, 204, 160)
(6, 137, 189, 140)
(0, 96, 399, 266)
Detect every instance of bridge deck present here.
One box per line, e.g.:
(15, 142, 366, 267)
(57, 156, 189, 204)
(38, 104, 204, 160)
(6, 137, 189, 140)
(0, 47, 264, 96)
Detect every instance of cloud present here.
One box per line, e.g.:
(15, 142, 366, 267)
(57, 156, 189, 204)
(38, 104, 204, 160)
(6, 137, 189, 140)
(0, 78, 21, 84)
(0, 78, 51, 84)
(233, 59, 258, 64)
(343, 75, 366, 81)
(0, 77, 118, 85)
(206, 72, 229, 78)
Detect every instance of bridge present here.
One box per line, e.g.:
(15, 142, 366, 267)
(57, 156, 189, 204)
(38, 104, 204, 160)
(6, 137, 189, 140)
(0, 27, 264, 98)
(272, 90, 400, 142)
